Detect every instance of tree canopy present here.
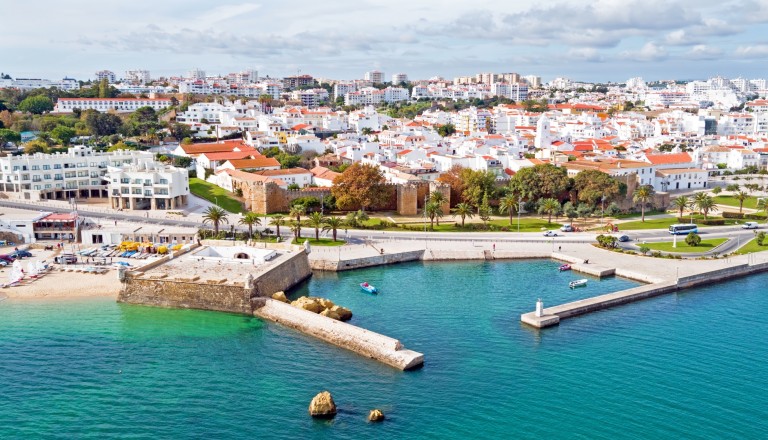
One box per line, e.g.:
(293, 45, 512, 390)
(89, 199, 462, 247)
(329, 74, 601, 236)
(573, 169, 621, 206)
(508, 164, 568, 201)
(331, 163, 390, 211)
(17, 95, 54, 114)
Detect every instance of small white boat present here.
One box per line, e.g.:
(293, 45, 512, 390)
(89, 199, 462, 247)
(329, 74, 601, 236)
(569, 279, 588, 289)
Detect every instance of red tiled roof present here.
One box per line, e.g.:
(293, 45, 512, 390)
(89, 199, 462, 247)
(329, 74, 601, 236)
(645, 152, 692, 165)
(224, 157, 281, 169)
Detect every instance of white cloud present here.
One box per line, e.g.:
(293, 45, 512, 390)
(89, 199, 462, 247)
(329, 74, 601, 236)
(619, 42, 668, 61)
(685, 45, 724, 59)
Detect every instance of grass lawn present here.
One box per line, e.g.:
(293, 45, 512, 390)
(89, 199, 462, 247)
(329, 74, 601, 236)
(612, 209, 668, 219)
(620, 215, 740, 230)
(189, 178, 243, 213)
(414, 217, 562, 232)
(733, 238, 768, 255)
(642, 238, 728, 253)
(291, 237, 346, 246)
(714, 195, 760, 210)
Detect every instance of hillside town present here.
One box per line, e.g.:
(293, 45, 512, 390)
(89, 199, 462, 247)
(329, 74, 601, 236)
(2, 68, 768, 220)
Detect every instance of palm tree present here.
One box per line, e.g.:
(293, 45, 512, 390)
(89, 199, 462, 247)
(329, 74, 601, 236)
(735, 190, 749, 213)
(424, 200, 442, 229)
(272, 214, 286, 239)
(498, 195, 519, 226)
(538, 198, 561, 224)
(238, 212, 261, 239)
(323, 216, 344, 242)
(672, 195, 690, 219)
(633, 185, 655, 222)
(289, 206, 305, 238)
(307, 212, 324, 240)
(428, 191, 447, 226)
(202, 206, 229, 235)
(451, 202, 474, 227)
(289, 220, 302, 241)
(694, 193, 718, 219)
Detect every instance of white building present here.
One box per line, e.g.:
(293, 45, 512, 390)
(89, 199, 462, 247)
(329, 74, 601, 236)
(187, 68, 206, 80)
(96, 70, 117, 83)
(3, 77, 80, 91)
(364, 70, 384, 83)
(125, 69, 151, 84)
(392, 73, 409, 84)
(0, 146, 167, 202)
(107, 160, 189, 210)
(54, 97, 172, 113)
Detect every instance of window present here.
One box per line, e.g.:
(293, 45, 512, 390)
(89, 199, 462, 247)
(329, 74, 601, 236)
(54, 164, 62, 169)
(31, 165, 40, 170)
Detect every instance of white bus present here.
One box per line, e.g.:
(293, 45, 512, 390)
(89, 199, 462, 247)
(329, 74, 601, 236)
(669, 224, 698, 235)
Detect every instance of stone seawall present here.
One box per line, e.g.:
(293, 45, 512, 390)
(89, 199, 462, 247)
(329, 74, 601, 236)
(253, 298, 424, 370)
(252, 250, 312, 297)
(310, 250, 425, 271)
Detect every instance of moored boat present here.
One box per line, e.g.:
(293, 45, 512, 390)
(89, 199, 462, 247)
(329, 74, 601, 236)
(569, 279, 588, 289)
(360, 282, 378, 294)
(559, 264, 571, 271)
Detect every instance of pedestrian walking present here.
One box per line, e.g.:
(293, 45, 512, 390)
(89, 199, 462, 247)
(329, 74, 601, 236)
(493, 243, 496, 251)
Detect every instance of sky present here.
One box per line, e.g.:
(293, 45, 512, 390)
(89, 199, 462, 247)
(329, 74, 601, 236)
(3, 0, 768, 83)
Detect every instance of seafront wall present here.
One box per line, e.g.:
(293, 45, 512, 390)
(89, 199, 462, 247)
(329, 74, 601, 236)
(310, 250, 425, 271)
(253, 298, 424, 371)
(118, 248, 312, 314)
(521, 261, 768, 328)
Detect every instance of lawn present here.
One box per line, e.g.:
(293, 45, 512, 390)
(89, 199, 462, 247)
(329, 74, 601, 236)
(620, 215, 740, 230)
(714, 195, 760, 210)
(733, 238, 768, 255)
(417, 217, 563, 232)
(291, 237, 346, 246)
(642, 238, 728, 253)
(189, 178, 243, 213)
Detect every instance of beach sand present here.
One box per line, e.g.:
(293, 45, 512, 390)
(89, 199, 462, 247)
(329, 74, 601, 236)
(1, 269, 121, 300)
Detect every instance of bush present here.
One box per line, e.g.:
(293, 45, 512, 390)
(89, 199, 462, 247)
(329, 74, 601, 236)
(745, 213, 767, 220)
(722, 212, 744, 219)
(685, 232, 701, 246)
(596, 234, 618, 249)
(638, 246, 650, 255)
(757, 232, 766, 246)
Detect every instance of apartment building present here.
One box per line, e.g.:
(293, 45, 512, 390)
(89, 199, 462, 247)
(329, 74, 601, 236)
(364, 70, 384, 84)
(0, 146, 162, 202)
(54, 97, 172, 113)
(391, 73, 409, 84)
(106, 160, 189, 210)
(1, 77, 80, 91)
(95, 70, 116, 83)
(125, 69, 151, 84)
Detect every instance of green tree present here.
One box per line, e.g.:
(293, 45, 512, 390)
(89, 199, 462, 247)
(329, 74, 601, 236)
(428, 191, 447, 225)
(437, 123, 456, 137)
(462, 168, 497, 212)
(672, 195, 690, 219)
(478, 193, 492, 224)
(307, 212, 325, 240)
(169, 123, 192, 141)
(538, 198, 562, 224)
(757, 231, 766, 246)
(271, 214, 286, 239)
(711, 186, 722, 194)
(633, 185, 655, 222)
(563, 201, 577, 225)
(289, 205, 306, 238)
(735, 190, 749, 213)
(726, 183, 740, 192)
(693, 193, 718, 219)
(107, 141, 136, 151)
(238, 212, 262, 239)
(509, 163, 568, 202)
(202, 206, 229, 235)
(24, 140, 48, 154)
(322, 216, 343, 241)
(331, 163, 390, 211)
(85, 111, 123, 136)
(51, 125, 76, 145)
(424, 200, 442, 229)
(498, 194, 520, 226)
(289, 220, 302, 240)
(0, 128, 20, 147)
(576, 203, 592, 226)
(17, 95, 54, 114)
(685, 232, 701, 246)
(451, 202, 474, 227)
(573, 169, 621, 206)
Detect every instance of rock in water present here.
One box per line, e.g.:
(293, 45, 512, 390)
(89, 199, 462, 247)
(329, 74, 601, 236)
(330, 305, 353, 321)
(368, 409, 385, 422)
(309, 391, 337, 418)
(272, 291, 289, 303)
(291, 297, 325, 313)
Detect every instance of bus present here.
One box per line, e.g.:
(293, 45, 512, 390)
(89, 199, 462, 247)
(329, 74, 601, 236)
(669, 224, 698, 235)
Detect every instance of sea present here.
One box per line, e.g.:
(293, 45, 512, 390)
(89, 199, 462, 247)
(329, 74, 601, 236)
(1, 259, 767, 439)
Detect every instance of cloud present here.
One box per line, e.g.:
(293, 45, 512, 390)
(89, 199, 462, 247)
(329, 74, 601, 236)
(684, 45, 724, 59)
(619, 42, 668, 61)
(567, 48, 604, 62)
(664, 18, 741, 45)
(734, 44, 768, 58)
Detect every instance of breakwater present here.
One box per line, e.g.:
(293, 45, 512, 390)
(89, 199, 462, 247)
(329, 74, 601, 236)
(521, 261, 768, 328)
(253, 298, 424, 370)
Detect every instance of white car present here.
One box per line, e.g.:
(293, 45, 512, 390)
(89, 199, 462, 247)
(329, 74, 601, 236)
(742, 222, 759, 229)
(543, 231, 559, 237)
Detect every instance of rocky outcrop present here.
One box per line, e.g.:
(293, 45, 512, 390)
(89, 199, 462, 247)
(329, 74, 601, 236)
(290, 296, 352, 321)
(308, 391, 337, 418)
(271, 291, 289, 303)
(368, 409, 385, 422)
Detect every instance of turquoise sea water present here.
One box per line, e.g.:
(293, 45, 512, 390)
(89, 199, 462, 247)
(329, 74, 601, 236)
(2, 259, 768, 438)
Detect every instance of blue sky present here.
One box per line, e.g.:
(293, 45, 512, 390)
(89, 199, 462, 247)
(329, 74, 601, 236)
(3, 0, 768, 83)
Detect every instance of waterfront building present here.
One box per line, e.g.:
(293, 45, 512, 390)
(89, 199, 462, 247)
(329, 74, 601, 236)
(54, 97, 172, 113)
(0, 146, 160, 202)
(1, 77, 80, 91)
(106, 160, 190, 210)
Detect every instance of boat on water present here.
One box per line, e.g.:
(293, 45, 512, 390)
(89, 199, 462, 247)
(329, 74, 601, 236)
(569, 279, 588, 289)
(559, 264, 571, 271)
(360, 282, 378, 294)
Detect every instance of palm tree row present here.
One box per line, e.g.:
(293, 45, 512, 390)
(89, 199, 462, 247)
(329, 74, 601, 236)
(670, 193, 719, 220)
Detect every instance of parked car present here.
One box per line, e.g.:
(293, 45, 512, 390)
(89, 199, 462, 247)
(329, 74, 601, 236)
(0, 254, 15, 263)
(617, 235, 630, 242)
(560, 225, 574, 232)
(54, 254, 78, 264)
(543, 231, 559, 237)
(0, 260, 7, 266)
(10, 249, 32, 259)
(742, 222, 759, 230)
